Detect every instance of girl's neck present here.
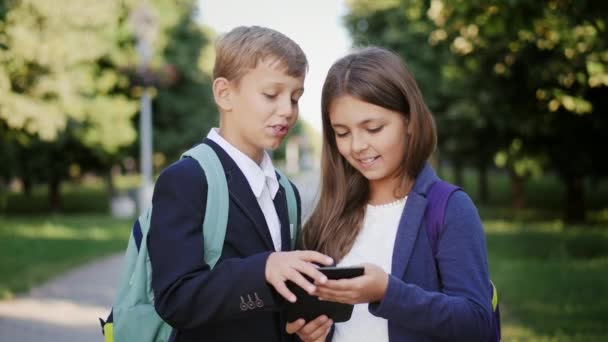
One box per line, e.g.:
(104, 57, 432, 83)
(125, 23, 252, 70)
(368, 176, 414, 206)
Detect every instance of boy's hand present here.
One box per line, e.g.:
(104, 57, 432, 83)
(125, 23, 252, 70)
(265, 251, 333, 302)
(314, 263, 388, 304)
(286, 315, 332, 342)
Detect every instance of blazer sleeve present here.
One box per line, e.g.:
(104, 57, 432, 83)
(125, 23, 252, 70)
(147, 158, 283, 330)
(368, 191, 493, 341)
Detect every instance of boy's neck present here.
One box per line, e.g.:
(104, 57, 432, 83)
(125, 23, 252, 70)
(217, 127, 264, 165)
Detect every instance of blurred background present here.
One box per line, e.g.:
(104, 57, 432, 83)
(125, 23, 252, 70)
(1, 0, 607, 341)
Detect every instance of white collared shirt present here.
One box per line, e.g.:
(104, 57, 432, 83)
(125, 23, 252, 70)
(207, 128, 283, 251)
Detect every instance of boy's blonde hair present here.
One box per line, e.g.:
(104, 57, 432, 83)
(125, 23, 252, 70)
(213, 26, 308, 83)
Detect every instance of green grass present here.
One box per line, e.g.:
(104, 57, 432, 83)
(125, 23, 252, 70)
(485, 220, 608, 341)
(0, 215, 131, 300)
(1, 183, 110, 214)
(0, 174, 143, 215)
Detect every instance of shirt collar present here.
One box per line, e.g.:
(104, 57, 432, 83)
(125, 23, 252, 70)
(207, 128, 279, 199)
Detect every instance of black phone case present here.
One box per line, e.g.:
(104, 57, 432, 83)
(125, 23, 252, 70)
(285, 266, 364, 323)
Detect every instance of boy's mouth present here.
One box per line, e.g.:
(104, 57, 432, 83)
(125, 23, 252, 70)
(269, 124, 289, 137)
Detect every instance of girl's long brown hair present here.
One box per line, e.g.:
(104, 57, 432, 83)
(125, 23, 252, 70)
(300, 47, 437, 262)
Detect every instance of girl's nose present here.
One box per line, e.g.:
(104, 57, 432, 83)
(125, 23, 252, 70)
(351, 133, 369, 152)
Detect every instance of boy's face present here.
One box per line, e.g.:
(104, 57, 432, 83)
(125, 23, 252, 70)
(221, 58, 304, 162)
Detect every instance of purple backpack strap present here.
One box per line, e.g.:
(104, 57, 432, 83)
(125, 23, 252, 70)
(425, 180, 461, 256)
(425, 180, 502, 341)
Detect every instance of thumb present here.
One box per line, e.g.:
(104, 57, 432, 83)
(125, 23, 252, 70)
(286, 318, 305, 334)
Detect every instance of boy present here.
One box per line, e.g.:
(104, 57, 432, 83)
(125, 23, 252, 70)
(148, 26, 333, 342)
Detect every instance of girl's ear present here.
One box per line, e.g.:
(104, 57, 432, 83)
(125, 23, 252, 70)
(213, 77, 232, 112)
(404, 116, 413, 136)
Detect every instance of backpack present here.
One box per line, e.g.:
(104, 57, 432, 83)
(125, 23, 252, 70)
(424, 180, 501, 342)
(99, 143, 300, 342)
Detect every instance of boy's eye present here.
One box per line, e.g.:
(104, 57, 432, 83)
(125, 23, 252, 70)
(368, 126, 384, 133)
(263, 93, 277, 99)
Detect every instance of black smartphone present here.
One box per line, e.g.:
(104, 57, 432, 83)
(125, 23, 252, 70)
(285, 265, 364, 323)
(318, 266, 365, 279)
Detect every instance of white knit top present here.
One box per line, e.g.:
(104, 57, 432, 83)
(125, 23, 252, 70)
(332, 197, 407, 342)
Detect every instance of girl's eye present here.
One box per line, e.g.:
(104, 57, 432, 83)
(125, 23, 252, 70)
(368, 126, 384, 133)
(335, 131, 349, 138)
(264, 93, 277, 99)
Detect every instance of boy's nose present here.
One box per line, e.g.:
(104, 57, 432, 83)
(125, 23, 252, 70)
(277, 98, 295, 118)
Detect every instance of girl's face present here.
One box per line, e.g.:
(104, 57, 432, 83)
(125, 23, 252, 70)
(329, 95, 409, 191)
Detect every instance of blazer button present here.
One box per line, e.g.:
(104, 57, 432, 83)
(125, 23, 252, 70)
(247, 294, 256, 309)
(240, 296, 248, 311)
(254, 292, 264, 308)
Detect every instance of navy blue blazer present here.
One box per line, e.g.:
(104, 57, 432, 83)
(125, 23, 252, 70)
(148, 139, 300, 342)
(331, 164, 493, 341)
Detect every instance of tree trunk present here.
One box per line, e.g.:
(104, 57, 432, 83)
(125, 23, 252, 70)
(478, 162, 489, 204)
(453, 161, 464, 187)
(107, 167, 117, 199)
(510, 171, 526, 210)
(23, 177, 32, 197)
(564, 175, 586, 223)
(48, 176, 62, 211)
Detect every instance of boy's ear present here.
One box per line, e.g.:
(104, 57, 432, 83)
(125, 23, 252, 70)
(213, 77, 232, 112)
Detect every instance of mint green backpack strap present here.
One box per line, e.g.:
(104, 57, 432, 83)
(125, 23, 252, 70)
(111, 209, 173, 342)
(181, 143, 229, 269)
(275, 169, 299, 249)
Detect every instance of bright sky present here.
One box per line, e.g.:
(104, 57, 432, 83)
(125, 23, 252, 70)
(198, 0, 352, 132)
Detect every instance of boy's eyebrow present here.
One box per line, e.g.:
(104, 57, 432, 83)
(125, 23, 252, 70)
(264, 82, 305, 92)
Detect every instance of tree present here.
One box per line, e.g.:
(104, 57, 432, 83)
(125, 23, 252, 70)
(424, 0, 608, 221)
(148, 0, 216, 164)
(344, 0, 502, 202)
(0, 0, 216, 210)
(0, 0, 138, 208)
(344, 0, 608, 221)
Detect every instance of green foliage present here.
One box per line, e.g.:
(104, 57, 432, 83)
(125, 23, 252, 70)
(122, 0, 218, 165)
(0, 0, 216, 209)
(344, 0, 608, 220)
(0, 0, 137, 147)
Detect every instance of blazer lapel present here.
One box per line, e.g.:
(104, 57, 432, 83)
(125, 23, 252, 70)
(273, 186, 291, 251)
(391, 192, 427, 279)
(203, 138, 275, 251)
(226, 169, 275, 250)
(228, 169, 274, 250)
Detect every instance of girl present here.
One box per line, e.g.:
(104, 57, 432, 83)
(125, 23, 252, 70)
(288, 47, 494, 341)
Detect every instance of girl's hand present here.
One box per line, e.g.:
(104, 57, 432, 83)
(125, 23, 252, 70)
(314, 263, 388, 304)
(286, 315, 333, 342)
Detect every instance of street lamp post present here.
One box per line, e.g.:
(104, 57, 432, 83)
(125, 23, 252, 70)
(130, 1, 157, 213)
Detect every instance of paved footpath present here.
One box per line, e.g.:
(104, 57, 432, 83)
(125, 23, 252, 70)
(0, 172, 319, 342)
(0, 254, 122, 341)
